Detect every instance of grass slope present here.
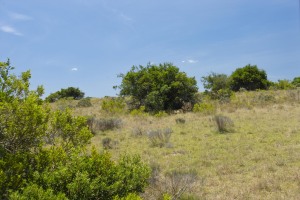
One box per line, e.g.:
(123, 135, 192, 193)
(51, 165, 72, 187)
(52, 90, 300, 199)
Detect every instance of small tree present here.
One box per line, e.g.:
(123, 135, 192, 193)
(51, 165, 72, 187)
(202, 72, 229, 92)
(117, 63, 198, 112)
(201, 72, 232, 100)
(229, 64, 269, 91)
(46, 87, 84, 102)
(0, 60, 47, 154)
(270, 79, 295, 90)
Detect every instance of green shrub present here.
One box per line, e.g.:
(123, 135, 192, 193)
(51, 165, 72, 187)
(292, 77, 300, 87)
(214, 115, 234, 133)
(193, 102, 216, 115)
(154, 111, 168, 118)
(117, 63, 198, 112)
(130, 106, 148, 117)
(0, 59, 150, 199)
(229, 64, 269, 91)
(32, 148, 150, 199)
(45, 87, 84, 102)
(114, 193, 142, 200)
(9, 184, 67, 200)
(101, 97, 126, 114)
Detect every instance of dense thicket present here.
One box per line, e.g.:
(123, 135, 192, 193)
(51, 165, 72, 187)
(0, 60, 150, 199)
(117, 63, 198, 112)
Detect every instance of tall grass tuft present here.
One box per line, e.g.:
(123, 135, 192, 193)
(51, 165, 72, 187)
(214, 115, 234, 133)
(143, 168, 199, 199)
(87, 117, 122, 134)
(147, 128, 173, 147)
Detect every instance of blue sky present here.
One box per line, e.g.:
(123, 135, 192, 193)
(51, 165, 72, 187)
(1, 0, 299, 97)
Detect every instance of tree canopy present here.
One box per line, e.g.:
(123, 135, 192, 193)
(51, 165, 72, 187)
(118, 63, 198, 112)
(202, 72, 229, 92)
(229, 64, 269, 91)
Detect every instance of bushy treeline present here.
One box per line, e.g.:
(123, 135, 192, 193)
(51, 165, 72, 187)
(115, 63, 299, 112)
(0, 60, 150, 199)
(45, 63, 299, 113)
(201, 64, 299, 101)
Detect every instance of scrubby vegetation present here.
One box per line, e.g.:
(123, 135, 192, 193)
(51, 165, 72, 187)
(1, 59, 300, 199)
(0, 60, 150, 199)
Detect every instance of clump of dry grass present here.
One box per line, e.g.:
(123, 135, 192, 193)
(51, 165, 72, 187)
(102, 137, 119, 149)
(147, 128, 173, 148)
(143, 163, 199, 199)
(87, 117, 122, 133)
(214, 115, 234, 133)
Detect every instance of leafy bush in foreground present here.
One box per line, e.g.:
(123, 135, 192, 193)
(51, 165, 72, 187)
(0, 59, 150, 199)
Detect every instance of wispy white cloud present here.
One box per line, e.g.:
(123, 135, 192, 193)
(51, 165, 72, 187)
(71, 67, 78, 71)
(0, 25, 22, 36)
(182, 59, 198, 64)
(119, 13, 132, 22)
(9, 12, 32, 21)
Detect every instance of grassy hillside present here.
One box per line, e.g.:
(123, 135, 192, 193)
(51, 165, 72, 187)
(52, 89, 300, 199)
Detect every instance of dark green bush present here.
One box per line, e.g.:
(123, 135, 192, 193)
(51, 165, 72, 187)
(230, 64, 269, 91)
(45, 87, 84, 102)
(117, 63, 198, 112)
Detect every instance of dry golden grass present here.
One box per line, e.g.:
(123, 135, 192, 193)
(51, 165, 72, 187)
(52, 89, 300, 199)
